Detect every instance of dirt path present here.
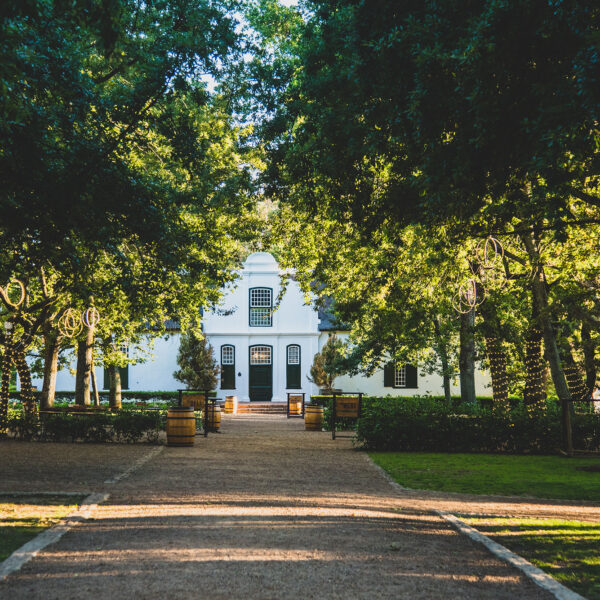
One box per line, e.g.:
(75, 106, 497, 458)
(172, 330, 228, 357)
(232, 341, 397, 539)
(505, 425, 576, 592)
(0, 416, 561, 599)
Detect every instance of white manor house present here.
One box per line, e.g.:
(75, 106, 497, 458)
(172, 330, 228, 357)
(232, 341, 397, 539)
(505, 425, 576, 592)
(33, 252, 490, 400)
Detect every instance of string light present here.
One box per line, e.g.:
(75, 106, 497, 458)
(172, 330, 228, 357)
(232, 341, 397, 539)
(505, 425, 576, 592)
(0, 324, 15, 434)
(523, 331, 546, 415)
(485, 336, 510, 411)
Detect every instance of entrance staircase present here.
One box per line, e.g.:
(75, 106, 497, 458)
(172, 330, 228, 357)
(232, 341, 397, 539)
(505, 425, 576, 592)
(233, 402, 287, 415)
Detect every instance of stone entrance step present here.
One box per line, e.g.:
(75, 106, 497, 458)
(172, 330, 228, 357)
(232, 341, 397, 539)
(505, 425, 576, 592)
(233, 403, 288, 415)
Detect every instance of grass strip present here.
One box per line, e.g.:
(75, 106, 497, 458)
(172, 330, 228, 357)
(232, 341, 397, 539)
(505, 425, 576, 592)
(462, 516, 600, 600)
(0, 494, 85, 562)
(369, 452, 600, 501)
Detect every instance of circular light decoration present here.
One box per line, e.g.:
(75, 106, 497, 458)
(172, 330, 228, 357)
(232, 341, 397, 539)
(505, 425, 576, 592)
(478, 265, 507, 289)
(3, 279, 25, 309)
(58, 308, 83, 338)
(452, 279, 485, 314)
(82, 307, 100, 328)
(475, 236, 504, 269)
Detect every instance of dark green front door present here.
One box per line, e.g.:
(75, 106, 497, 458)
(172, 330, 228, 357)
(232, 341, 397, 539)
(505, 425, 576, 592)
(249, 345, 272, 401)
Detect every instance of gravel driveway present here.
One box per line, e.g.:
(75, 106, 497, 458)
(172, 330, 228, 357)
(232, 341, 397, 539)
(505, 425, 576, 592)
(0, 415, 557, 599)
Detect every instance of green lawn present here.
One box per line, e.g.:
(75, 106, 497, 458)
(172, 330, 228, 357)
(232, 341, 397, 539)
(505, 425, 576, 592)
(463, 517, 600, 600)
(0, 494, 84, 562)
(369, 452, 600, 501)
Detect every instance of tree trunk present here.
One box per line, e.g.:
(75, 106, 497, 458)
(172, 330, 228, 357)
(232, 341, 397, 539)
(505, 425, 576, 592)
(581, 320, 596, 396)
(523, 297, 546, 412)
(0, 332, 14, 434)
(108, 364, 122, 410)
(75, 326, 94, 406)
(433, 317, 452, 403)
(41, 332, 60, 410)
(561, 344, 588, 402)
(14, 345, 37, 416)
(484, 336, 509, 409)
(477, 292, 509, 409)
(90, 361, 100, 407)
(459, 308, 476, 404)
(521, 230, 573, 453)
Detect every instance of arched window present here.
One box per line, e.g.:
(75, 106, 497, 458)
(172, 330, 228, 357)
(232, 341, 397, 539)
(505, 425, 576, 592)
(286, 344, 301, 389)
(250, 345, 272, 364)
(249, 287, 273, 327)
(221, 345, 235, 389)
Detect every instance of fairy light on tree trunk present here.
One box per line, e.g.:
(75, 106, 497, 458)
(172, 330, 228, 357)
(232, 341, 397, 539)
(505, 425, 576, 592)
(524, 328, 546, 414)
(485, 336, 509, 411)
(0, 321, 15, 435)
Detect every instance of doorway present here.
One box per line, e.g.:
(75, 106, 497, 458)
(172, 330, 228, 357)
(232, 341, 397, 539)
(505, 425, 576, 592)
(249, 345, 273, 401)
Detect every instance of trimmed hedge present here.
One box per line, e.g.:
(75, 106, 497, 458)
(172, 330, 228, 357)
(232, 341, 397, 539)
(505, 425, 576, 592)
(9, 390, 181, 402)
(352, 397, 600, 453)
(6, 410, 166, 443)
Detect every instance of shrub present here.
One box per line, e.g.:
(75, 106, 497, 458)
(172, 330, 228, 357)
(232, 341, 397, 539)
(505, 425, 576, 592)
(8, 409, 165, 444)
(341, 397, 600, 453)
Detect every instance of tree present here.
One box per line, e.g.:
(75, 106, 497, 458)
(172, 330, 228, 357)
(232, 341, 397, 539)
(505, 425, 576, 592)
(0, 1, 261, 413)
(256, 0, 600, 452)
(307, 334, 347, 391)
(173, 332, 220, 391)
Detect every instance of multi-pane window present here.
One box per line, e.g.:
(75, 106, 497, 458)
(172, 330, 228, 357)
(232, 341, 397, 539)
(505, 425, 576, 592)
(249, 288, 272, 327)
(286, 344, 301, 388)
(221, 345, 234, 365)
(221, 345, 235, 389)
(250, 345, 272, 365)
(287, 345, 300, 365)
(394, 365, 406, 388)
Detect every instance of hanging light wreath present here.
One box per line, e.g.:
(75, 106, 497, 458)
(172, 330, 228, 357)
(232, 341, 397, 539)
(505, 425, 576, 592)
(475, 236, 504, 269)
(452, 279, 484, 314)
(82, 307, 100, 328)
(58, 308, 83, 338)
(2, 279, 26, 309)
(478, 265, 507, 289)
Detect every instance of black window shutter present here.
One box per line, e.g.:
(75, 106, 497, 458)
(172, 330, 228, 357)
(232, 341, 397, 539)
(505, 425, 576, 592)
(383, 362, 394, 387)
(221, 365, 235, 389)
(286, 364, 301, 389)
(120, 366, 129, 390)
(104, 366, 129, 389)
(405, 364, 418, 388)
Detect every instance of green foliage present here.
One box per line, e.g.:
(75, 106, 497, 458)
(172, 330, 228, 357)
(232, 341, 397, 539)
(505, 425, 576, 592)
(173, 332, 220, 390)
(354, 398, 600, 453)
(307, 334, 347, 389)
(7, 410, 164, 443)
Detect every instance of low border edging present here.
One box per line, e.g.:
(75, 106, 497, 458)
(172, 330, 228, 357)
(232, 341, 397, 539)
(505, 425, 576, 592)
(0, 491, 109, 582)
(437, 511, 587, 600)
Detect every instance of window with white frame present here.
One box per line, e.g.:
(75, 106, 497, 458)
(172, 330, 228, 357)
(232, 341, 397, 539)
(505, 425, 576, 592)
(249, 287, 272, 326)
(394, 365, 406, 388)
(221, 345, 234, 365)
(250, 345, 272, 365)
(287, 345, 300, 365)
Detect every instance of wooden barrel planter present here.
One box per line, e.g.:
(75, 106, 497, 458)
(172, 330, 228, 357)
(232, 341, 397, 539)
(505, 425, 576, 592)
(181, 393, 205, 411)
(305, 405, 324, 431)
(166, 406, 195, 447)
(203, 405, 221, 432)
(224, 395, 238, 414)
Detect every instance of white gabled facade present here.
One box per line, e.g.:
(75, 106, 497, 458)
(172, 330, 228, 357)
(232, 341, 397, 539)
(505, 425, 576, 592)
(31, 251, 491, 399)
(202, 251, 320, 402)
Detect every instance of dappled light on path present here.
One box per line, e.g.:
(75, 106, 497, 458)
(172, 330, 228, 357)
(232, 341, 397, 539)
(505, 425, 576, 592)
(0, 416, 556, 599)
